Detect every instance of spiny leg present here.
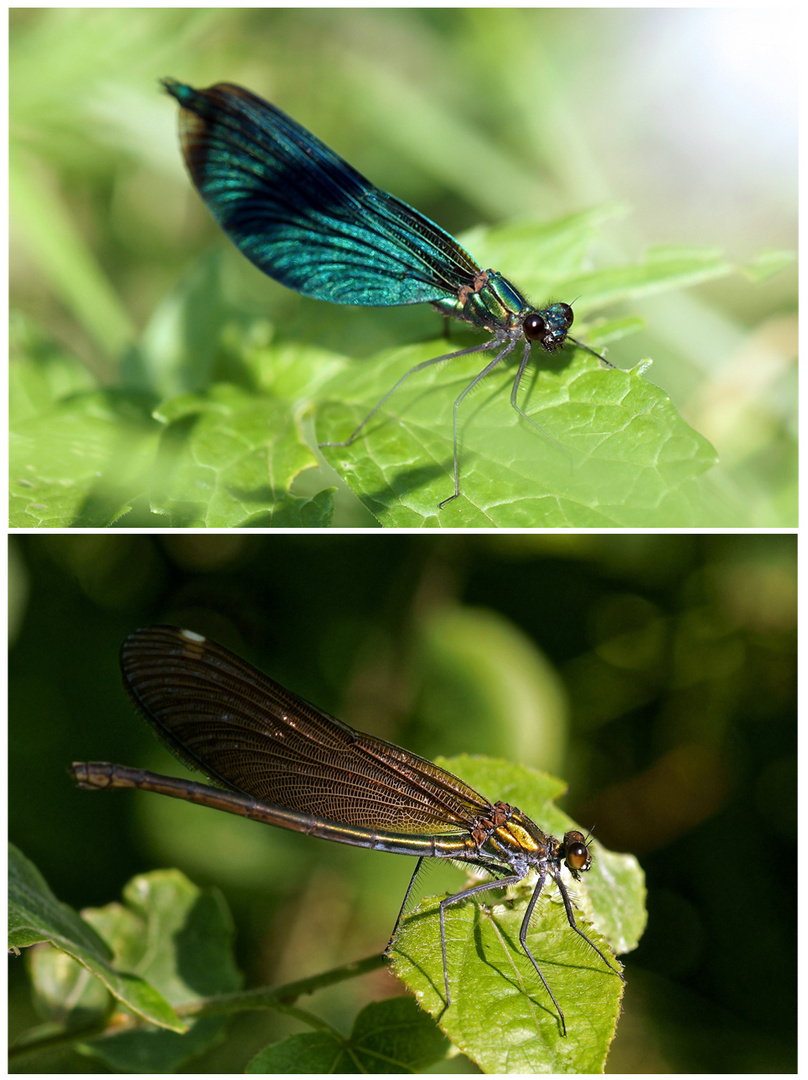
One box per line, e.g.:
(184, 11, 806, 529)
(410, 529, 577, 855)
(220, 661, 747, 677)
(508, 342, 569, 458)
(385, 857, 425, 955)
(437, 338, 517, 509)
(550, 866, 624, 979)
(320, 339, 501, 449)
(437, 871, 524, 1012)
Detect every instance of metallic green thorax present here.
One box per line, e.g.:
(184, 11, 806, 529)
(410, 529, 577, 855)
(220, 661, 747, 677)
(431, 269, 526, 333)
(432, 269, 576, 353)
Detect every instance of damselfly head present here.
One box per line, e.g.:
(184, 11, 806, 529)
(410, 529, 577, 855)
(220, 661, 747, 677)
(561, 829, 593, 878)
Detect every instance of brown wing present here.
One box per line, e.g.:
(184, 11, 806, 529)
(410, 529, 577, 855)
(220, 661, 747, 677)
(120, 626, 492, 835)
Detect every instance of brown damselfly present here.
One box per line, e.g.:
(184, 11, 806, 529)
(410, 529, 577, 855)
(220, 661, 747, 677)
(70, 625, 622, 1035)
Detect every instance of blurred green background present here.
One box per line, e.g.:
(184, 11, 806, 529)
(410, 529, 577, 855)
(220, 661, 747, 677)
(8, 534, 796, 1071)
(10, 8, 797, 525)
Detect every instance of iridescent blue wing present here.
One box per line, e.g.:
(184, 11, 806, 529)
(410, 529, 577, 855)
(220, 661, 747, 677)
(163, 80, 481, 307)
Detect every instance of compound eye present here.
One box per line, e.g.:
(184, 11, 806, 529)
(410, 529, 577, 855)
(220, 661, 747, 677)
(557, 302, 574, 329)
(566, 841, 589, 872)
(523, 313, 547, 342)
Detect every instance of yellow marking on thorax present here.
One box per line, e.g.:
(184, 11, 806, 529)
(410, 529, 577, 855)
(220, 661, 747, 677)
(498, 820, 541, 853)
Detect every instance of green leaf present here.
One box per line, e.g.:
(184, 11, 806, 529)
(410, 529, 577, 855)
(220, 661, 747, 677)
(318, 348, 717, 526)
(10, 207, 786, 527)
(8, 844, 183, 1033)
(8, 327, 338, 527)
(247, 998, 450, 1073)
(9, 315, 98, 421)
(9, 387, 161, 527)
(560, 244, 742, 307)
(27, 944, 114, 1028)
(24, 867, 242, 1072)
(741, 249, 794, 283)
(462, 206, 630, 294)
(78, 870, 241, 1072)
(150, 382, 333, 527)
(388, 759, 646, 1073)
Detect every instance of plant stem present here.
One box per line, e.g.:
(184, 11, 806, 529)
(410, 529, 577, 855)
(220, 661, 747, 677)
(177, 953, 388, 1018)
